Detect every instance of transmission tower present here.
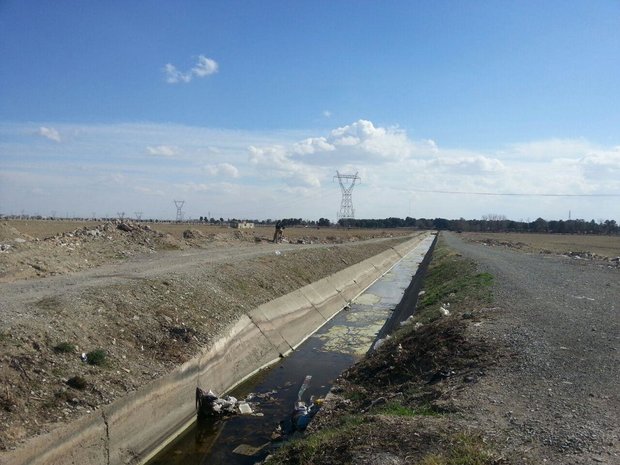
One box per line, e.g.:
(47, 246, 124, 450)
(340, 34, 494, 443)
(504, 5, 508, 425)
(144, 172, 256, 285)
(174, 200, 185, 222)
(334, 171, 361, 220)
(134, 212, 143, 220)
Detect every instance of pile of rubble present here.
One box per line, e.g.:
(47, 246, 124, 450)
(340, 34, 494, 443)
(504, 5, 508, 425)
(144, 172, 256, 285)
(565, 251, 620, 267)
(0, 221, 184, 281)
(478, 238, 527, 249)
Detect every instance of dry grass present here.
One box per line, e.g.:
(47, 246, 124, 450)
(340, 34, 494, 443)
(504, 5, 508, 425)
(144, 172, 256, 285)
(6, 219, 412, 242)
(4, 220, 100, 239)
(462, 232, 620, 258)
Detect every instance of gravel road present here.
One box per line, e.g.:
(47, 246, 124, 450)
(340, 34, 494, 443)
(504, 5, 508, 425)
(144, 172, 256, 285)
(442, 232, 619, 465)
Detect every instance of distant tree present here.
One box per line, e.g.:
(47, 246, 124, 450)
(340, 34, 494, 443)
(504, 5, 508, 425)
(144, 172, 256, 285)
(433, 218, 450, 230)
(318, 218, 331, 227)
(530, 218, 548, 233)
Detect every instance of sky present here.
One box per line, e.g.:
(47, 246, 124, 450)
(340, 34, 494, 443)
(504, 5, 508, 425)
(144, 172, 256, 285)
(1, 1, 619, 222)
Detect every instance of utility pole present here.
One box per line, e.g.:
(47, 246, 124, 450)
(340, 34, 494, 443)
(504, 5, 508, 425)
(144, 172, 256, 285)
(174, 200, 185, 222)
(334, 171, 360, 220)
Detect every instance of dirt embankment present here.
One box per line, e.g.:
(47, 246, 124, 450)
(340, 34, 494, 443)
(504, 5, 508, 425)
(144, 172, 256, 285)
(0, 220, 416, 452)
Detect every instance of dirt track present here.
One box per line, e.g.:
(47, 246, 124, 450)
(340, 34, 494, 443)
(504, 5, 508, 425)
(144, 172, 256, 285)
(443, 232, 619, 464)
(0, 239, 387, 323)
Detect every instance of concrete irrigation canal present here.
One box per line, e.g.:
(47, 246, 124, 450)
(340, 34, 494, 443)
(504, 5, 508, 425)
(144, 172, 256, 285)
(0, 233, 436, 465)
(147, 234, 436, 465)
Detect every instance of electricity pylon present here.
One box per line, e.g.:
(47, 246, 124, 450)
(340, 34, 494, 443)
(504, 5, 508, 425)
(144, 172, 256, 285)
(334, 171, 360, 220)
(174, 200, 185, 222)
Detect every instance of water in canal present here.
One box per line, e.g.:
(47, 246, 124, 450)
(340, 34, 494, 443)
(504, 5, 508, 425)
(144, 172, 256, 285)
(148, 239, 432, 465)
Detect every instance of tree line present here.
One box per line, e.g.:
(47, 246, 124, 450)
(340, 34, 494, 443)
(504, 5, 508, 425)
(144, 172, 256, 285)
(337, 216, 619, 235)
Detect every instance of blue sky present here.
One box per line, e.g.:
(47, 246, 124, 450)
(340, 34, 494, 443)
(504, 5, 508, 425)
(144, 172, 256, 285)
(1, 1, 619, 221)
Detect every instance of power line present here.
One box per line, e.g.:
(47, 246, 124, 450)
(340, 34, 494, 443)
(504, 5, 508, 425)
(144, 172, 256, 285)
(408, 189, 620, 198)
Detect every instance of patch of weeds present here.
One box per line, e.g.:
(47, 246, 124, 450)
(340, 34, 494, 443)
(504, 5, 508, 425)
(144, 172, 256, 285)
(378, 401, 440, 417)
(268, 416, 363, 465)
(66, 376, 87, 390)
(344, 390, 367, 403)
(169, 326, 195, 343)
(86, 349, 107, 366)
(35, 296, 62, 311)
(414, 242, 493, 324)
(420, 433, 500, 465)
(0, 391, 17, 412)
(53, 389, 73, 403)
(53, 341, 75, 353)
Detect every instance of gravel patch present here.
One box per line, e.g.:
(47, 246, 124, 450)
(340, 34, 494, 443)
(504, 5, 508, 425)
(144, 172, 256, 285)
(443, 232, 619, 465)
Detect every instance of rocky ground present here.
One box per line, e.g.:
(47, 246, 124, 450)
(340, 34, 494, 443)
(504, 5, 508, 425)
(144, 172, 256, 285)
(0, 220, 414, 452)
(267, 232, 619, 465)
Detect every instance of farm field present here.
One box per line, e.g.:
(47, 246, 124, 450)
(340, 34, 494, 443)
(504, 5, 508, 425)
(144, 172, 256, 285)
(4, 219, 409, 242)
(462, 231, 620, 259)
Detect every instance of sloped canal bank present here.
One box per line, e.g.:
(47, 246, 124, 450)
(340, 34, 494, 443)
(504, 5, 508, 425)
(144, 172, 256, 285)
(148, 235, 437, 464)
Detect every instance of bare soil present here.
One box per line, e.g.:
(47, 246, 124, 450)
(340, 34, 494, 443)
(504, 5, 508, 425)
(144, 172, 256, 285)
(0, 219, 415, 451)
(461, 231, 620, 261)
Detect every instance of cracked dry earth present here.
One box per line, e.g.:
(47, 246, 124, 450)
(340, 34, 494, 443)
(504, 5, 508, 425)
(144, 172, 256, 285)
(0, 220, 414, 452)
(443, 232, 619, 465)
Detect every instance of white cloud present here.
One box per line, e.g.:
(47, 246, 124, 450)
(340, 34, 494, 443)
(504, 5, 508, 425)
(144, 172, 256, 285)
(293, 137, 336, 155)
(38, 126, 61, 142)
(248, 145, 321, 187)
(508, 138, 593, 161)
(2, 121, 619, 222)
(146, 145, 178, 157)
(192, 56, 219, 77)
(289, 120, 434, 162)
(322, 110, 332, 118)
(204, 162, 240, 178)
(164, 55, 219, 84)
(134, 186, 166, 196)
(163, 64, 191, 84)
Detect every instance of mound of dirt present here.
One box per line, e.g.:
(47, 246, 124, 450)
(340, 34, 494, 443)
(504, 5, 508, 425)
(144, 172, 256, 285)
(0, 222, 33, 242)
(0, 221, 189, 282)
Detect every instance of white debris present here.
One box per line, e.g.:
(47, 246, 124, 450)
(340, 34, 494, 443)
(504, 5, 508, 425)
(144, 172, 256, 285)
(238, 402, 253, 414)
(373, 335, 391, 351)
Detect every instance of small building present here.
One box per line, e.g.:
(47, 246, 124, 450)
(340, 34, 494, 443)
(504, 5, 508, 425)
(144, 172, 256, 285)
(232, 221, 254, 229)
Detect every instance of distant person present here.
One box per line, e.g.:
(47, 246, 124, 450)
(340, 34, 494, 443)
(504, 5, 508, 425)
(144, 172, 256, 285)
(273, 220, 284, 243)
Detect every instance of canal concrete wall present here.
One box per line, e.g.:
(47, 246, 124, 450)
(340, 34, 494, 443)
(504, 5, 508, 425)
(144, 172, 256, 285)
(1, 232, 435, 465)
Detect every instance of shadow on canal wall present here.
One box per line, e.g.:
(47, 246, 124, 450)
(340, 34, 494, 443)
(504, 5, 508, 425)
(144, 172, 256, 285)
(0, 233, 434, 465)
